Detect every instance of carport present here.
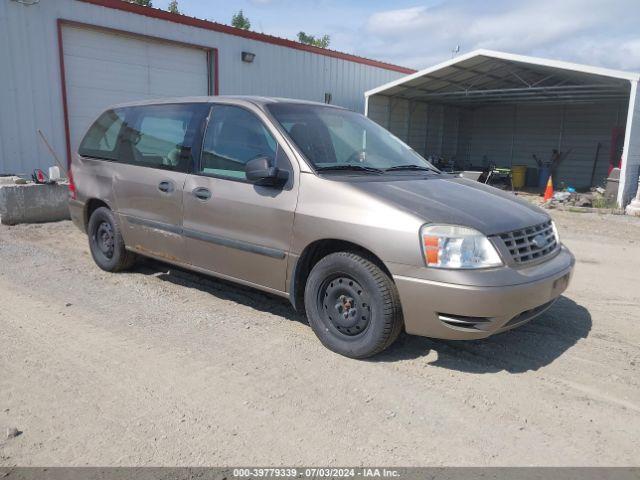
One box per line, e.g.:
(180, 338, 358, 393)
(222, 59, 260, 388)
(365, 50, 640, 207)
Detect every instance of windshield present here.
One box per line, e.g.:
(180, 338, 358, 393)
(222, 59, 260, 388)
(266, 103, 437, 174)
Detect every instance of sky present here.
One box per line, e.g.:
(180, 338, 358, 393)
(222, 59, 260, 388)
(151, 0, 640, 72)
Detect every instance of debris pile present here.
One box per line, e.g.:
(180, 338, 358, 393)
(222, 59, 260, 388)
(544, 187, 616, 209)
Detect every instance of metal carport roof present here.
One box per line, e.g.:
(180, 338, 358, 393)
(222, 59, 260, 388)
(365, 50, 640, 207)
(366, 50, 639, 106)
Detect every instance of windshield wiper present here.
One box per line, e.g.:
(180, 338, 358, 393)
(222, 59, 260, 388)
(316, 165, 384, 174)
(384, 164, 439, 173)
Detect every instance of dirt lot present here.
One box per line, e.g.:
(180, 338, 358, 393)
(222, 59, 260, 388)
(0, 210, 639, 466)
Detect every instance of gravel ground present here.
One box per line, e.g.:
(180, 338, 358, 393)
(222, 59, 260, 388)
(0, 210, 639, 466)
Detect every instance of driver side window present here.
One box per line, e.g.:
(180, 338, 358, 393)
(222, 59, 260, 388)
(200, 105, 277, 180)
(326, 120, 364, 164)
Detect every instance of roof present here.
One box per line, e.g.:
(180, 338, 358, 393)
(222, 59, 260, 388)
(366, 49, 640, 106)
(110, 95, 344, 109)
(77, 0, 415, 75)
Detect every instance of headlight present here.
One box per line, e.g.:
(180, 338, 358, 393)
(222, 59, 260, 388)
(551, 220, 560, 244)
(421, 225, 503, 269)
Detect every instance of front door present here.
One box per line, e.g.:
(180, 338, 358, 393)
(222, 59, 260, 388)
(183, 104, 298, 292)
(113, 103, 208, 263)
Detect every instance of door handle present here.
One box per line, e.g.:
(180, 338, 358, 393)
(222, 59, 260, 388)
(158, 180, 175, 193)
(192, 187, 211, 201)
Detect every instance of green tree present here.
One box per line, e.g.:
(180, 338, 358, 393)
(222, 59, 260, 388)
(231, 10, 251, 30)
(126, 0, 152, 6)
(297, 31, 330, 48)
(167, 0, 180, 13)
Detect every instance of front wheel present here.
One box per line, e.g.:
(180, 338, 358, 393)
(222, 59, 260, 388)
(87, 207, 136, 272)
(304, 252, 403, 358)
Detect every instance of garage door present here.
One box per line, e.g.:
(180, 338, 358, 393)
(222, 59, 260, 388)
(62, 25, 210, 153)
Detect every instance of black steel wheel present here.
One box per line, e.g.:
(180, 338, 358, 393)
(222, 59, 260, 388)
(304, 252, 403, 358)
(95, 221, 115, 259)
(318, 275, 371, 338)
(88, 206, 136, 272)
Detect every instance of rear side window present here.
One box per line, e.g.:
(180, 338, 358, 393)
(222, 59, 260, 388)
(200, 105, 277, 180)
(120, 104, 203, 172)
(78, 109, 125, 161)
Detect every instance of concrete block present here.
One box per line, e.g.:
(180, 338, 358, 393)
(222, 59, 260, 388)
(0, 183, 71, 225)
(0, 176, 26, 185)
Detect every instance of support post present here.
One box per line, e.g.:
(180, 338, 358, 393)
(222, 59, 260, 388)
(619, 80, 639, 208)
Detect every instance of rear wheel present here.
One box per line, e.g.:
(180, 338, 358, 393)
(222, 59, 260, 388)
(304, 252, 403, 358)
(88, 207, 136, 272)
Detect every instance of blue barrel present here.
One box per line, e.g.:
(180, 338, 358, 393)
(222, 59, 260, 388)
(538, 166, 550, 187)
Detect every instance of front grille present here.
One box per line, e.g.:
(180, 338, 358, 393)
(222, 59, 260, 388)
(499, 220, 558, 264)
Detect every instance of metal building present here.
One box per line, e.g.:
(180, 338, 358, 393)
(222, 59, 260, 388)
(0, 0, 412, 174)
(365, 50, 640, 207)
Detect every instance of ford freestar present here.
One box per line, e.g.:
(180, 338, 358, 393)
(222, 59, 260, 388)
(69, 96, 574, 358)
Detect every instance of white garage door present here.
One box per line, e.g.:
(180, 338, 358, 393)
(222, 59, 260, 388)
(62, 25, 210, 153)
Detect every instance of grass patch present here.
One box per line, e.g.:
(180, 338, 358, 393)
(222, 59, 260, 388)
(592, 196, 617, 209)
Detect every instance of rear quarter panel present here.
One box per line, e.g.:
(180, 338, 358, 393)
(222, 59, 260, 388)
(71, 154, 119, 226)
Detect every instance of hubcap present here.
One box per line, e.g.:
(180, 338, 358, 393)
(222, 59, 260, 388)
(95, 221, 115, 259)
(319, 276, 371, 336)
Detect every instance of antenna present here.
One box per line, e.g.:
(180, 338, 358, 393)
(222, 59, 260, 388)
(451, 45, 460, 58)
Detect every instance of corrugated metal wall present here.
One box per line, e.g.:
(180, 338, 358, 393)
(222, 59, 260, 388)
(0, 0, 404, 174)
(366, 95, 391, 128)
(441, 106, 459, 160)
(367, 95, 453, 161)
(407, 102, 428, 154)
(510, 105, 560, 174)
(367, 93, 629, 189)
(388, 98, 410, 140)
(457, 102, 628, 188)
(561, 103, 627, 188)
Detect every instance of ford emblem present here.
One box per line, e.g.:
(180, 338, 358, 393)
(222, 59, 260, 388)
(531, 234, 547, 249)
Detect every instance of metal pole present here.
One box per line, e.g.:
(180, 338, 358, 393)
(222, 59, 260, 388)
(37, 129, 68, 177)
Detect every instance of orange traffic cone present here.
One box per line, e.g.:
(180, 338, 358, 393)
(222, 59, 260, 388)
(543, 176, 554, 202)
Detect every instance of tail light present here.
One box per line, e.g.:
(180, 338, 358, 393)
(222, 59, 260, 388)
(68, 166, 77, 200)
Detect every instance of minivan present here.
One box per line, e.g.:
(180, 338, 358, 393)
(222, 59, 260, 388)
(69, 96, 574, 358)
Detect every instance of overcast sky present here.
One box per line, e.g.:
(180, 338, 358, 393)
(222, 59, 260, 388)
(152, 0, 640, 72)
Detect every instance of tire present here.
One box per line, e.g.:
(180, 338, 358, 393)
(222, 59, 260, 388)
(87, 207, 136, 272)
(304, 252, 403, 358)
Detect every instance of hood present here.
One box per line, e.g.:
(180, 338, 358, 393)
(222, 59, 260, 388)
(349, 175, 549, 235)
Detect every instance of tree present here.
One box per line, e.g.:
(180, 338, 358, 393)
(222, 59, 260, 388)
(126, 0, 152, 6)
(297, 31, 330, 48)
(167, 0, 180, 14)
(231, 10, 251, 30)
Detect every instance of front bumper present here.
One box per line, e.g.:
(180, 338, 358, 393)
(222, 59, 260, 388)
(393, 247, 575, 340)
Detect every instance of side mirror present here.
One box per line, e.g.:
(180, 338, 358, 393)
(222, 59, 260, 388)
(245, 155, 288, 187)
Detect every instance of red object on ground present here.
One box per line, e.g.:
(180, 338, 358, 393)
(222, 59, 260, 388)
(543, 176, 554, 201)
(609, 127, 625, 174)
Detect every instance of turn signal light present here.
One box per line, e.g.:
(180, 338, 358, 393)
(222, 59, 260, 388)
(423, 236, 440, 265)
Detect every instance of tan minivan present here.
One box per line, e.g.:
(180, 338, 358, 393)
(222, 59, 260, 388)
(69, 96, 574, 358)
